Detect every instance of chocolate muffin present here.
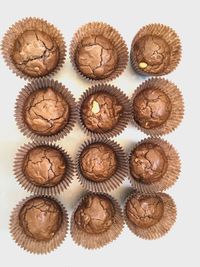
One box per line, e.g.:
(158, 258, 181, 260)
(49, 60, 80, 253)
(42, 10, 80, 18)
(23, 146, 66, 187)
(133, 87, 172, 129)
(19, 197, 63, 241)
(23, 87, 69, 135)
(12, 30, 59, 77)
(81, 92, 123, 133)
(132, 35, 170, 75)
(130, 142, 168, 184)
(74, 194, 115, 234)
(126, 194, 164, 228)
(80, 143, 117, 182)
(75, 35, 118, 79)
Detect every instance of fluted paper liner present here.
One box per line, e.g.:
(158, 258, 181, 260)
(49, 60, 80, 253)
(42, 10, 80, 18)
(70, 22, 128, 82)
(124, 192, 176, 240)
(78, 84, 132, 138)
(13, 141, 74, 195)
(76, 138, 128, 193)
(15, 78, 77, 142)
(129, 138, 181, 193)
(1, 17, 66, 80)
(10, 196, 68, 254)
(130, 23, 181, 76)
(71, 193, 124, 249)
(131, 78, 184, 136)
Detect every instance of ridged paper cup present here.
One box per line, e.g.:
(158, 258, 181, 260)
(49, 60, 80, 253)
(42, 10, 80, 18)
(131, 78, 184, 136)
(70, 22, 128, 82)
(130, 23, 181, 76)
(129, 137, 181, 193)
(15, 78, 77, 142)
(10, 196, 68, 254)
(71, 192, 124, 249)
(75, 137, 128, 193)
(13, 141, 74, 195)
(77, 83, 131, 138)
(1, 17, 66, 80)
(124, 192, 177, 240)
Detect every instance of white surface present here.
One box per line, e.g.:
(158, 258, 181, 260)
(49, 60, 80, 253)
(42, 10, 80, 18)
(0, 0, 199, 266)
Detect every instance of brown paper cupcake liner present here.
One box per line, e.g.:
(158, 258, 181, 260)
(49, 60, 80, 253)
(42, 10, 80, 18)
(13, 141, 74, 195)
(14, 78, 77, 142)
(10, 196, 68, 254)
(131, 78, 184, 136)
(71, 192, 124, 249)
(128, 137, 181, 193)
(1, 17, 66, 80)
(77, 84, 132, 139)
(70, 22, 128, 82)
(75, 138, 128, 193)
(130, 23, 181, 76)
(124, 192, 177, 240)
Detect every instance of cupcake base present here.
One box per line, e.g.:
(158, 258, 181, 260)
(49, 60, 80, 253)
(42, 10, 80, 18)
(129, 137, 181, 193)
(13, 141, 74, 195)
(2, 17, 66, 80)
(71, 193, 124, 249)
(10, 196, 68, 254)
(70, 22, 128, 82)
(75, 137, 128, 193)
(124, 192, 177, 240)
(131, 78, 184, 136)
(14, 78, 77, 142)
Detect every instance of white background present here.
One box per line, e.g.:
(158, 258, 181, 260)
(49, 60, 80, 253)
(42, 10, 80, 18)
(0, 0, 199, 266)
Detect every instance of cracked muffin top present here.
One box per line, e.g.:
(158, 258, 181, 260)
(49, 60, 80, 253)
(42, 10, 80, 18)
(79, 143, 117, 182)
(132, 35, 170, 75)
(133, 87, 172, 129)
(23, 87, 69, 135)
(75, 35, 118, 79)
(81, 92, 123, 133)
(130, 142, 168, 184)
(12, 30, 59, 77)
(23, 145, 66, 187)
(74, 194, 115, 234)
(19, 197, 63, 241)
(126, 194, 164, 228)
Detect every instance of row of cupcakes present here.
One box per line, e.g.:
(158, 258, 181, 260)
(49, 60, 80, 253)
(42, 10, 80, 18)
(15, 78, 184, 142)
(2, 18, 181, 81)
(13, 137, 180, 195)
(10, 191, 176, 254)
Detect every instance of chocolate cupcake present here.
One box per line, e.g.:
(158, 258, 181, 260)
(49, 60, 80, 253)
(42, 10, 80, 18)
(10, 196, 68, 254)
(124, 192, 176, 240)
(129, 138, 180, 193)
(130, 24, 181, 76)
(70, 22, 128, 82)
(71, 193, 124, 249)
(76, 138, 128, 193)
(131, 78, 184, 136)
(2, 17, 66, 80)
(13, 142, 74, 195)
(15, 78, 77, 142)
(78, 84, 131, 138)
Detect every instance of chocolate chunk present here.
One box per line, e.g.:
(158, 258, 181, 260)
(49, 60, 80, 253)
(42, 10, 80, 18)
(132, 35, 170, 75)
(19, 197, 63, 241)
(75, 35, 118, 79)
(130, 142, 168, 184)
(12, 30, 59, 77)
(23, 87, 69, 135)
(23, 146, 66, 187)
(133, 87, 172, 129)
(126, 194, 164, 228)
(81, 92, 123, 133)
(80, 143, 117, 182)
(74, 194, 115, 234)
